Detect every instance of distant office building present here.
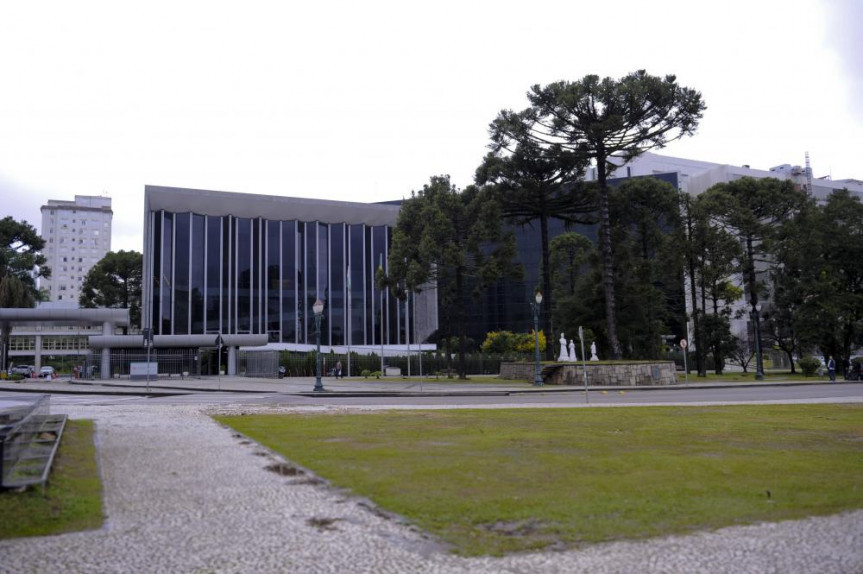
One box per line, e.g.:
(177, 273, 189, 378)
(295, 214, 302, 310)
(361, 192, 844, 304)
(595, 152, 863, 201)
(142, 186, 438, 354)
(40, 195, 113, 303)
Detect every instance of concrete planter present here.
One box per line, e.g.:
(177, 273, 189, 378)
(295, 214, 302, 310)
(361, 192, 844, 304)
(500, 361, 677, 386)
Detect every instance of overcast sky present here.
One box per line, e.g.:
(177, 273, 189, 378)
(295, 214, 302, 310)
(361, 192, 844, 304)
(1, 0, 860, 253)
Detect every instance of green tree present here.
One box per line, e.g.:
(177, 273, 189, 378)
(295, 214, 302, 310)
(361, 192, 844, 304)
(680, 194, 707, 376)
(387, 176, 521, 379)
(479, 120, 595, 359)
(548, 232, 601, 347)
(0, 217, 50, 369)
(0, 216, 49, 306)
(698, 177, 809, 375)
(689, 195, 744, 374)
(699, 177, 808, 322)
(549, 232, 594, 299)
(79, 250, 143, 331)
(773, 190, 863, 362)
(609, 177, 684, 358)
(492, 70, 706, 358)
(764, 198, 829, 372)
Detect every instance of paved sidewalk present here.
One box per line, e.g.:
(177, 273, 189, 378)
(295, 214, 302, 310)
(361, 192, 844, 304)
(1, 403, 861, 573)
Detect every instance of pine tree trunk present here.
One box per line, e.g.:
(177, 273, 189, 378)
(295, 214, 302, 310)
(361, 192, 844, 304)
(596, 154, 622, 359)
(540, 214, 554, 361)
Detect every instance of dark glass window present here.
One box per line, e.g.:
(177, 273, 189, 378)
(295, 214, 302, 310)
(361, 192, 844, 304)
(266, 221, 280, 342)
(236, 218, 251, 333)
(222, 217, 232, 334)
(330, 223, 344, 346)
(349, 224, 365, 345)
(304, 222, 317, 342)
(173, 213, 190, 335)
(191, 214, 205, 334)
(372, 226, 387, 344)
(297, 222, 306, 343)
(161, 213, 174, 335)
(251, 218, 261, 334)
(281, 221, 296, 343)
(317, 222, 329, 344)
(152, 212, 162, 333)
(365, 225, 373, 343)
(206, 216, 221, 334)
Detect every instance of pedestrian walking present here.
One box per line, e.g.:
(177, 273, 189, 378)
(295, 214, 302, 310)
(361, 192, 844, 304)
(335, 360, 343, 379)
(827, 355, 836, 382)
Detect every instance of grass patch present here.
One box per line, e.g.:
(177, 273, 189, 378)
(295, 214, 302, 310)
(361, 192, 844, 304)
(217, 405, 863, 556)
(0, 419, 103, 539)
(677, 371, 827, 383)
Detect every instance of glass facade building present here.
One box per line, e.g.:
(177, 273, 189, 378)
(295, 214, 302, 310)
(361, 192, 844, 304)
(143, 186, 437, 350)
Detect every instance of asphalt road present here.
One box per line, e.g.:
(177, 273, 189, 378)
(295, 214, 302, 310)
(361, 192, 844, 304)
(17, 382, 862, 409)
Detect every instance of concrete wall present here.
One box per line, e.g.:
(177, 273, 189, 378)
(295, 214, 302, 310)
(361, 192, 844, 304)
(500, 361, 678, 386)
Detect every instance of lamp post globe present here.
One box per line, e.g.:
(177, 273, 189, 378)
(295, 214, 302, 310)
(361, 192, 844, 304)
(313, 298, 325, 392)
(532, 291, 543, 386)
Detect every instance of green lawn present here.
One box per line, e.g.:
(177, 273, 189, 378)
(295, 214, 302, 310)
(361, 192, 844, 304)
(677, 371, 831, 383)
(0, 419, 103, 540)
(217, 405, 863, 556)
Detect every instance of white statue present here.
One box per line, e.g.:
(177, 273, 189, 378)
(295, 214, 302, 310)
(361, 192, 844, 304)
(590, 341, 599, 361)
(558, 333, 568, 362)
(568, 339, 577, 362)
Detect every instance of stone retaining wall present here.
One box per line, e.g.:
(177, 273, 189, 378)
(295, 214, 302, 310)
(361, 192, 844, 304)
(500, 361, 678, 386)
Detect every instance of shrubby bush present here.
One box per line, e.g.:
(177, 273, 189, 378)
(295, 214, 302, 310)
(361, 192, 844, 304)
(798, 357, 821, 377)
(482, 330, 546, 355)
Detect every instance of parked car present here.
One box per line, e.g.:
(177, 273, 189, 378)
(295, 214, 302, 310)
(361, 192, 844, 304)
(39, 366, 56, 379)
(8, 365, 34, 377)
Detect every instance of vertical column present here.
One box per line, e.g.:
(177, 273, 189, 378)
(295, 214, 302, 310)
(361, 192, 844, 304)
(227, 345, 237, 376)
(34, 334, 43, 371)
(101, 321, 111, 380)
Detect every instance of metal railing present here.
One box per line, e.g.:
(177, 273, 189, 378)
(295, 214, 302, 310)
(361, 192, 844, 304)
(81, 349, 201, 379)
(0, 394, 67, 489)
(275, 351, 508, 378)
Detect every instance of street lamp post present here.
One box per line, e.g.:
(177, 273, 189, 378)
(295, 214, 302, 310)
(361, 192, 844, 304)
(531, 291, 543, 386)
(346, 265, 351, 379)
(313, 298, 325, 392)
(752, 302, 765, 380)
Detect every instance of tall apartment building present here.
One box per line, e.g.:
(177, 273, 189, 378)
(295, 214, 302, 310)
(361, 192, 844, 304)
(40, 195, 113, 304)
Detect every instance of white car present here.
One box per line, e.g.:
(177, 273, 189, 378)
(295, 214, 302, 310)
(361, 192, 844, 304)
(39, 366, 56, 378)
(8, 365, 33, 377)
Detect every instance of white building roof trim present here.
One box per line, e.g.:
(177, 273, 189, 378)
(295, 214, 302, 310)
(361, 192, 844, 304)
(89, 334, 268, 349)
(144, 185, 400, 227)
(0, 308, 129, 326)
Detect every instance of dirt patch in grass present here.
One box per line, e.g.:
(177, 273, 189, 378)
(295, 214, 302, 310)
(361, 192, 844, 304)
(265, 463, 305, 476)
(307, 517, 341, 531)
